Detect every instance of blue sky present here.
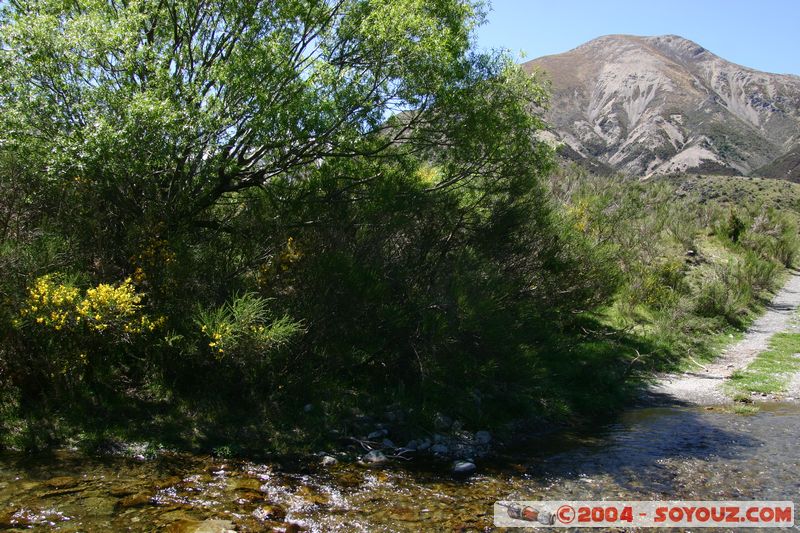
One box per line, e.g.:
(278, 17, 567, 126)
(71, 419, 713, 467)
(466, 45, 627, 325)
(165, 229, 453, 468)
(476, 0, 800, 75)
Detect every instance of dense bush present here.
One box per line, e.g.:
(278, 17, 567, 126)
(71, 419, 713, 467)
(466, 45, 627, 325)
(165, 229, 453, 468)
(0, 0, 625, 448)
(551, 170, 797, 363)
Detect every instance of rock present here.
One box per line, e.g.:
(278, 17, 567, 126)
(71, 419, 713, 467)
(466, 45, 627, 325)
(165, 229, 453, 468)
(430, 444, 448, 455)
(0, 509, 18, 529)
(367, 429, 388, 440)
(433, 434, 445, 443)
(452, 461, 477, 476)
(235, 489, 266, 503)
(303, 403, 313, 412)
(433, 413, 453, 431)
(296, 485, 330, 505)
(335, 471, 363, 488)
(387, 506, 421, 522)
(475, 431, 492, 444)
(361, 450, 388, 464)
(229, 477, 262, 491)
(381, 438, 395, 449)
(320, 455, 338, 466)
(45, 476, 79, 489)
(0, 509, 32, 529)
(194, 519, 235, 533)
(405, 440, 419, 450)
(167, 519, 236, 533)
(109, 485, 139, 497)
(153, 476, 182, 490)
(253, 505, 286, 521)
(416, 438, 431, 451)
(284, 524, 305, 533)
(78, 496, 115, 517)
(116, 491, 153, 508)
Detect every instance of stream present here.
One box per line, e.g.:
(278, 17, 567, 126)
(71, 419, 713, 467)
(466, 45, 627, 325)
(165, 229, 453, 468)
(1, 402, 798, 531)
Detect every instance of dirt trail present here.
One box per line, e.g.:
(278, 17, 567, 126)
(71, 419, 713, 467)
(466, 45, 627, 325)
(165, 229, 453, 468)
(647, 271, 800, 405)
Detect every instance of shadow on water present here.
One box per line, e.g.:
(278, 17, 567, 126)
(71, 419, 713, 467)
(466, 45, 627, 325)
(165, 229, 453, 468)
(486, 384, 759, 488)
(519, 404, 761, 496)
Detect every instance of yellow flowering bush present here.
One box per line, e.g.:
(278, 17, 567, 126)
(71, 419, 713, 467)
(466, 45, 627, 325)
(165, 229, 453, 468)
(17, 274, 163, 337)
(18, 275, 80, 331)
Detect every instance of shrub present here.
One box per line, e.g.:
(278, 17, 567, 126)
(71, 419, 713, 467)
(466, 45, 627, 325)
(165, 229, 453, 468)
(194, 293, 303, 362)
(17, 275, 162, 338)
(693, 263, 752, 328)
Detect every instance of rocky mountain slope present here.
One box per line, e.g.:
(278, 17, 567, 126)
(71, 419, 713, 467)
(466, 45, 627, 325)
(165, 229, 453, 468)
(755, 144, 800, 182)
(523, 35, 800, 177)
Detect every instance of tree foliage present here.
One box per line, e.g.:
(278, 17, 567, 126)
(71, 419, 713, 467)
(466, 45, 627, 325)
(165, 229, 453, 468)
(0, 0, 629, 447)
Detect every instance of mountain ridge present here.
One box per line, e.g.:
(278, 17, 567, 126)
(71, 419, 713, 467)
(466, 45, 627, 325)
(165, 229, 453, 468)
(523, 34, 800, 178)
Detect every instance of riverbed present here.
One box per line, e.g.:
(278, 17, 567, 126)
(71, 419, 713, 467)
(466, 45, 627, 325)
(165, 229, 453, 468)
(1, 403, 798, 531)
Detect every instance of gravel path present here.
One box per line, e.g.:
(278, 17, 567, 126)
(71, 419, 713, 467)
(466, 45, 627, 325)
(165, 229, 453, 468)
(644, 271, 800, 405)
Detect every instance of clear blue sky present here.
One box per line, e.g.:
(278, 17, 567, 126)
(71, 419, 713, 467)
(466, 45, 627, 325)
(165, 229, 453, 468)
(476, 0, 800, 75)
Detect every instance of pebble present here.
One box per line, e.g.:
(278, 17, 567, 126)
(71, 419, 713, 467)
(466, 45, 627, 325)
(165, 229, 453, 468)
(361, 450, 388, 464)
(320, 455, 338, 466)
(452, 461, 477, 476)
(381, 438, 395, 449)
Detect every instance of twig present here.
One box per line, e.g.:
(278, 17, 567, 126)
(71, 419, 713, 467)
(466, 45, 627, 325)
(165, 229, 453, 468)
(686, 355, 709, 371)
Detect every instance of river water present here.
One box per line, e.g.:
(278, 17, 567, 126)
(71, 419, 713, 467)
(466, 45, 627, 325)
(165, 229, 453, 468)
(0, 403, 798, 531)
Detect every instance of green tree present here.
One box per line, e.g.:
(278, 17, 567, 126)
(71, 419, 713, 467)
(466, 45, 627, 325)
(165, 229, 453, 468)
(0, 0, 548, 231)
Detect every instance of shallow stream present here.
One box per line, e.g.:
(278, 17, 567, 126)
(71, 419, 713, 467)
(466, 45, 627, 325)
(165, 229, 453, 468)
(1, 403, 798, 531)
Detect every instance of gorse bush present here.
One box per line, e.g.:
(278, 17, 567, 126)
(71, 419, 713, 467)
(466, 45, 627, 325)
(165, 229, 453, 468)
(16, 275, 163, 336)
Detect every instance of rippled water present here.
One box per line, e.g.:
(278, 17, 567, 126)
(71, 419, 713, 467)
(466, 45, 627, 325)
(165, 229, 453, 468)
(1, 403, 798, 531)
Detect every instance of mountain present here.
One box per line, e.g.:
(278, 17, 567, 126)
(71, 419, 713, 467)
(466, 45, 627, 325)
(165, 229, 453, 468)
(523, 35, 800, 177)
(754, 144, 800, 182)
